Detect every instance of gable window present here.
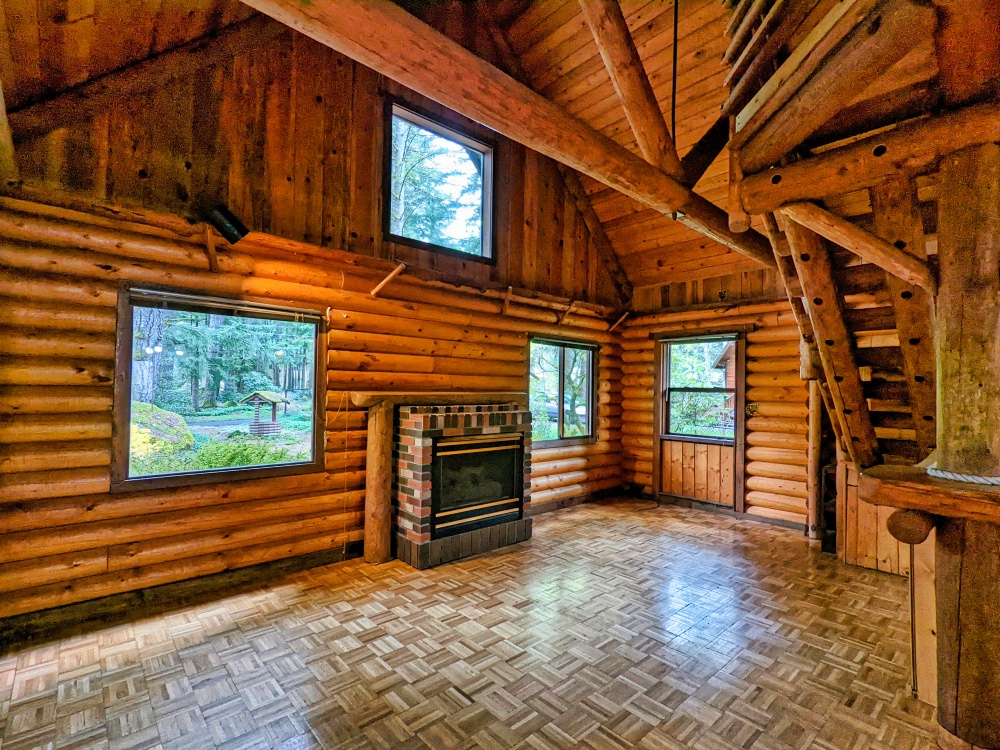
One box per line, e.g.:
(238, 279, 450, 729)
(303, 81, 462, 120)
(662, 336, 737, 441)
(529, 339, 595, 444)
(385, 102, 494, 260)
(112, 288, 325, 489)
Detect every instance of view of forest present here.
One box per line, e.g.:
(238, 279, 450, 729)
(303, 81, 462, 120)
(529, 342, 592, 442)
(667, 339, 735, 439)
(128, 305, 317, 478)
(388, 109, 485, 255)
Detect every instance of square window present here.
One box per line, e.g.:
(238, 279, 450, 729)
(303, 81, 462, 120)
(112, 288, 325, 489)
(529, 339, 595, 444)
(385, 103, 493, 259)
(663, 337, 737, 441)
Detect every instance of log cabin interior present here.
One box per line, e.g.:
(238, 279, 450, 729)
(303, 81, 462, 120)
(0, 0, 998, 747)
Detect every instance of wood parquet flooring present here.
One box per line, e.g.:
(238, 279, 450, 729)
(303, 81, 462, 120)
(0, 500, 937, 750)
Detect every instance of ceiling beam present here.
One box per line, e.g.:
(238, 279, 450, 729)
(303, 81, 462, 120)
(784, 218, 879, 468)
(576, 0, 683, 178)
(734, 0, 936, 174)
(781, 201, 936, 295)
(741, 99, 1000, 214)
(0, 79, 16, 185)
(479, 2, 632, 304)
(241, 0, 775, 269)
(8, 15, 289, 144)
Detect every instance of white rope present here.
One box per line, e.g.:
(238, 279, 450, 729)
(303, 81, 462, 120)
(927, 467, 1000, 485)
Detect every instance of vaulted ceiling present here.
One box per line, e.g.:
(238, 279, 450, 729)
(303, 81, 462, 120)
(0, 0, 947, 293)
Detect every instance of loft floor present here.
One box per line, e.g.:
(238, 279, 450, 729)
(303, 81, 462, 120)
(0, 502, 935, 750)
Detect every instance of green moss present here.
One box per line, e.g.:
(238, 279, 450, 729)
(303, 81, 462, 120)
(130, 402, 195, 459)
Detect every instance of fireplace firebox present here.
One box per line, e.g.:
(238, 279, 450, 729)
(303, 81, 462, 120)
(432, 434, 524, 538)
(395, 403, 532, 568)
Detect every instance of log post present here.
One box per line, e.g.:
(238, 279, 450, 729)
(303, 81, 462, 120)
(364, 399, 394, 564)
(932, 143, 1000, 749)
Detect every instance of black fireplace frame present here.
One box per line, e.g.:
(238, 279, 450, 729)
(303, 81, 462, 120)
(430, 434, 525, 539)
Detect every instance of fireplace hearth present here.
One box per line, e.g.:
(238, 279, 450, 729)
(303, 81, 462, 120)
(395, 403, 532, 568)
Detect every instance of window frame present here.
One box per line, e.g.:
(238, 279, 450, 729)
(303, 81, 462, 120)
(528, 337, 598, 447)
(111, 285, 327, 492)
(660, 334, 740, 446)
(382, 99, 496, 264)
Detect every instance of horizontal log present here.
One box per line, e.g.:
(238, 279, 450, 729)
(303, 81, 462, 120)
(747, 341, 800, 358)
(531, 466, 621, 492)
(530, 477, 622, 506)
(0, 470, 366, 533)
(0, 526, 365, 619)
(743, 505, 806, 525)
(745, 490, 808, 514)
(746, 416, 808, 435)
(0, 548, 109, 595)
(746, 372, 806, 388)
(0, 487, 367, 562)
(328, 371, 526, 392)
(327, 329, 526, 362)
(531, 453, 619, 478)
(745, 461, 808, 481)
(0, 357, 113, 386)
(745, 475, 809, 500)
(328, 350, 526, 378)
(746, 357, 800, 373)
(0, 328, 116, 359)
(0, 466, 109, 503)
(0, 267, 119, 307)
(0, 385, 112, 414)
(0, 440, 110, 474)
(746, 325, 801, 343)
(745, 446, 809, 466)
(746, 386, 809, 403)
(0, 413, 111, 443)
(752, 402, 809, 419)
(745, 431, 810, 451)
(0, 298, 116, 332)
(532, 441, 621, 462)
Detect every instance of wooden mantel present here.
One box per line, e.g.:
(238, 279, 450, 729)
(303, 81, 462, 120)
(859, 465, 1000, 526)
(353, 391, 529, 564)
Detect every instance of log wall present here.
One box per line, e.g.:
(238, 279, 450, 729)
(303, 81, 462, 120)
(621, 300, 812, 528)
(12, 24, 622, 307)
(0, 198, 623, 618)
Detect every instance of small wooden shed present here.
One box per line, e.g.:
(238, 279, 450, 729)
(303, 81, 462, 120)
(240, 391, 289, 435)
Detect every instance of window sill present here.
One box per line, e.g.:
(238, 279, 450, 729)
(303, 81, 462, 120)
(532, 435, 597, 449)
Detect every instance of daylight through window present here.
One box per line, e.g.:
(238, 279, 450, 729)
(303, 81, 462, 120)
(663, 336, 737, 441)
(529, 340, 595, 443)
(116, 290, 323, 486)
(386, 103, 493, 258)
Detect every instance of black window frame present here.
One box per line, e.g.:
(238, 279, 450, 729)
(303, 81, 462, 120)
(528, 337, 598, 447)
(111, 285, 327, 491)
(382, 99, 496, 264)
(661, 334, 738, 446)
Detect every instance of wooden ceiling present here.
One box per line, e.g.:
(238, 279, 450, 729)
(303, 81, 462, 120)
(0, 0, 945, 295)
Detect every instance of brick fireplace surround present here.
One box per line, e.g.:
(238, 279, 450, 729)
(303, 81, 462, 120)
(394, 403, 532, 568)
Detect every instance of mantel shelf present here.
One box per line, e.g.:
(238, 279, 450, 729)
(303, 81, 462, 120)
(859, 464, 1000, 526)
(348, 391, 527, 409)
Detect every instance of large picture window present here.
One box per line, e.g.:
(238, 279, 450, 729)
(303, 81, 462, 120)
(663, 336, 737, 441)
(529, 339, 595, 444)
(113, 289, 324, 488)
(385, 102, 494, 260)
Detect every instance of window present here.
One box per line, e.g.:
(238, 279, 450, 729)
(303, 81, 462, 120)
(112, 288, 324, 488)
(529, 339, 595, 443)
(662, 336, 738, 441)
(385, 102, 493, 259)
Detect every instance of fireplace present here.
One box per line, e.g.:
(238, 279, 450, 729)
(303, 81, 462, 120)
(395, 403, 532, 568)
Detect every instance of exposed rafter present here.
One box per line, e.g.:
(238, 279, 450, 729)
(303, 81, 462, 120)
(741, 100, 1000, 214)
(781, 201, 936, 294)
(783, 217, 879, 468)
(577, 0, 683, 178)
(733, 0, 936, 174)
(479, 1, 632, 304)
(241, 0, 776, 269)
(8, 15, 289, 144)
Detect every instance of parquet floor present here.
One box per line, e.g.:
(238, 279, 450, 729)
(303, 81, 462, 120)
(0, 500, 937, 750)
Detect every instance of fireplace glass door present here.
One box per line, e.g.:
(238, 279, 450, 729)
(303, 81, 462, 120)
(431, 434, 523, 538)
